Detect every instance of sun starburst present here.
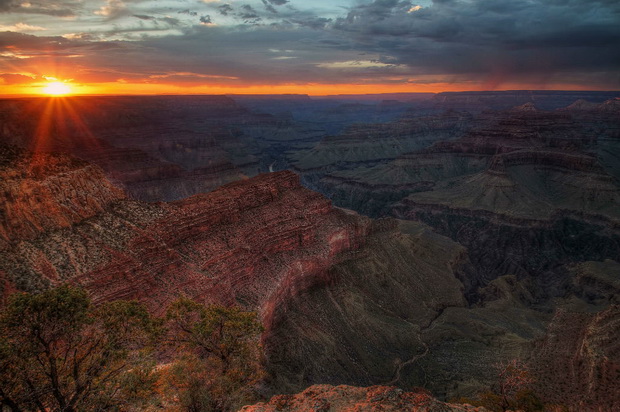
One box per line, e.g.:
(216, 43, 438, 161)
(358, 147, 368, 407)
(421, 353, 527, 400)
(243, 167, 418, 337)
(42, 82, 72, 96)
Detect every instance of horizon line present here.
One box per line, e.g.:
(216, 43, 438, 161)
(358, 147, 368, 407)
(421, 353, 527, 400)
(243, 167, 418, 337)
(1, 89, 619, 99)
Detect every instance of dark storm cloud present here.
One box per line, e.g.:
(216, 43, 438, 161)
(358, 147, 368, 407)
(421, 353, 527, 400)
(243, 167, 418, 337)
(0, 31, 124, 53)
(0, 0, 11, 12)
(0, 31, 71, 49)
(329, 0, 620, 84)
(266, 0, 288, 5)
(239, 4, 261, 22)
(288, 16, 332, 29)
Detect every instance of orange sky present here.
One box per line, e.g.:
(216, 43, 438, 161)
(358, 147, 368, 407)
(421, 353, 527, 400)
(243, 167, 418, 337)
(1, 80, 607, 98)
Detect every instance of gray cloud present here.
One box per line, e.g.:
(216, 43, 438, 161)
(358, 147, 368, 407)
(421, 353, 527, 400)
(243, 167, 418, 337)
(261, 0, 278, 14)
(178, 9, 198, 17)
(328, 0, 620, 85)
(1, 0, 619, 90)
(217, 4, 233, 16)
(0, 0, 77, 16)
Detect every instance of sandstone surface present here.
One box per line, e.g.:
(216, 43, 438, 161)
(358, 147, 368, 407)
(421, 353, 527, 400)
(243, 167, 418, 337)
(239, 385, 488, 412)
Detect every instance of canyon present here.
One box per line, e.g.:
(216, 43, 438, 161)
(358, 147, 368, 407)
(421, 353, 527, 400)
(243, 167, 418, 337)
(240, 385, 488, 411)
(1, 91, 619, 410)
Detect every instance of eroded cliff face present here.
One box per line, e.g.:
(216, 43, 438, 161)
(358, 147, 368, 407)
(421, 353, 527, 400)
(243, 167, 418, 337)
(312, 103, 620, 291)
(0, 145, 125, 250)
(0, 155, 370, 310)
(0, 146, 474, 398)
(265, 220, 469, 391)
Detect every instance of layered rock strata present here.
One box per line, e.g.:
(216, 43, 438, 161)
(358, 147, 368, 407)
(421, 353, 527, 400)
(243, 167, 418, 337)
(2, 145, 619, 409)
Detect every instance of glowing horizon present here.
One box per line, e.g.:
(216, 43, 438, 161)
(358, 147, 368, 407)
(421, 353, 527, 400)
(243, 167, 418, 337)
(1, 1, 618, 97)
(2, 79, 616, 99)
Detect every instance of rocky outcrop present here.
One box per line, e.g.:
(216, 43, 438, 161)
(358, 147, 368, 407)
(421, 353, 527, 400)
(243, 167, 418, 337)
(0, 145, 125, 249)
(0, 163, 369, 307)
(239, 385, 488, 412)
(0, 147, 476, 398)
(563, 98, 620, 114)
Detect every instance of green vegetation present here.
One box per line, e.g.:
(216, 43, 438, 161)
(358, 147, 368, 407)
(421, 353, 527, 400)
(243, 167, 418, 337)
(0, 286, 263, 412)
(162, 297, 264, 412)
(452, 359, 563, 412)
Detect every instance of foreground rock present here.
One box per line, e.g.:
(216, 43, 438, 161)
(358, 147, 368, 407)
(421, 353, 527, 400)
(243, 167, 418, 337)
(239, 385, 487, 412)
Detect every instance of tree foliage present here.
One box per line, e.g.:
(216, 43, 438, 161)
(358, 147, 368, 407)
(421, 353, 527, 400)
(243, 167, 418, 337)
(0, 286, 159, 412)
(0, 288, 265, 412)
(163, 297, 264, 412)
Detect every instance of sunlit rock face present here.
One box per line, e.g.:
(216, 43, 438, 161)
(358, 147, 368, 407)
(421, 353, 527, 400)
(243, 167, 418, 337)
(0, 154, 366, 308)
(0, 145, 125, 250)
(239, 385, 489, 412)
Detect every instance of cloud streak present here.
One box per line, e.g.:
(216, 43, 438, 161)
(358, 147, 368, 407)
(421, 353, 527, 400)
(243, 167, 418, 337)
(0, 0, 618, 93)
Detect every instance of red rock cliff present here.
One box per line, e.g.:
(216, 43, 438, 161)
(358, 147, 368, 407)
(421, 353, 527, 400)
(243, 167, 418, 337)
(0, 149, 372, 313)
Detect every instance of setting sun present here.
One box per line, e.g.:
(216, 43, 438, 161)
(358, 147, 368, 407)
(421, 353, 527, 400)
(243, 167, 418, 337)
(42, 82, 72, 96)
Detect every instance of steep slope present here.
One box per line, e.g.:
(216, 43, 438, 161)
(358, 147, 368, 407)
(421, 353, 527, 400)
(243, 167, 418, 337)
(1, 155, 369, 310)
(265, 219, 468, 391)
(0, 145, 125, 249)
(2, 145, 619, 408)
(0, 147, 471, 396)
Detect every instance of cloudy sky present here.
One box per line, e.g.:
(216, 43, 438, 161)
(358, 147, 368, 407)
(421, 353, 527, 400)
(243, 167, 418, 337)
(1, 0, 619, 95)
